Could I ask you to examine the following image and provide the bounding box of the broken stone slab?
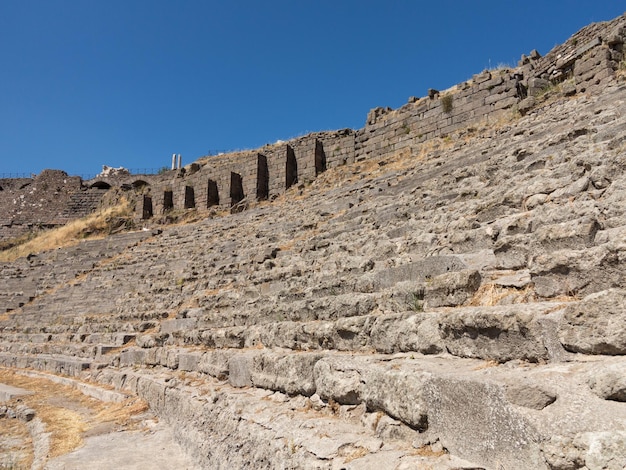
[249,350,323,396]
[14,369,129,403]
[423,376,548,470]
[548,175,590,200]
[492,269,532,288]
[587,362,626,402]
[494,235,531,270]
[531,244,625,298]
[423,269,481,308]
[543,431,626,470]
[356,256,468,292]
[503,381,556,410]
[0,383,34,402]
[228,352,255,388]
[369,313,444,355]
[313,355,430,430]
[535,216,600,251]
[559,289,626,355]
[436,303,566,363]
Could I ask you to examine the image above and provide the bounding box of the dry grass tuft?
[468,283,535,306]
[339,444,370,462]
[0,417,32,469]
[473,359,501,370]
[412,444,447,457]
[0,199,134,262]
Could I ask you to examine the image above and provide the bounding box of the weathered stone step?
[96,347,626,470]
[141,300,575,363]
[0,353,101,376]
[91,365,483,469]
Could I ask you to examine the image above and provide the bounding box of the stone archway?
[207,179,219,207]
[184,186,195,209]
[315,140,327,176]
[91,181,111,189]
[285,146,298,189]
[230,172,245,210]
[163,189,174,212]
[142,195,153,219]
[257,154,269,201]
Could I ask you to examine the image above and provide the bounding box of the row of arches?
[138,141,327,219]
[140,175,232,219]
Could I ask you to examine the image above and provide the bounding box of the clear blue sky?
[0,1,623,177]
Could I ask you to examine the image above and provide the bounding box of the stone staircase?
[1,83,626,468]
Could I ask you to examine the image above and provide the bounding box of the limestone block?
[369,313,444,355]
[314,357,429,430]
[437,304,553,362]
[357,256,467,292]
[178,351,201,372]
[531,245,625,298]
[545,431,626,470]
[587,362,626,402]
[548,175,590,200]
[504,382,556,410]
[535,216,599,250]
[424,376,547,469]
[423,269,481,308]
[559,289,626,355]
[197,350,233,380]
[251,351,323,396]
[494,96,519,110]
[228,352,257,388]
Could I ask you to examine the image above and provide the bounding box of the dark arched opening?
[184,186,195,209]
[163,190,174,212]
[207,179,219,207]
[285,145,298,189]
[91,181,111,189]
[257,154,269,201]
[142,195,153,219]
[132,180,149,190]
[230,172,245,211]
[315,140,327,175]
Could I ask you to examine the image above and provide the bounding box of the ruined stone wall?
[0,171,84,241]
[130,14,624,220]
[1,14,624,238]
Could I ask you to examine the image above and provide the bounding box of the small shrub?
[405,289,424,312]
[441,94,454,114]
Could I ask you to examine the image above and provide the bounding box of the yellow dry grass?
[0,417,32,469]
[411,444,447,458]
[467,283,536,306]
[0,368,149,459]
[0,199,134,263]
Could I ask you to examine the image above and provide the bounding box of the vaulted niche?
[163,189,174,212]
[256,154,269,201]
[184,185,195,209]
[207,179,219,207]
[142,195,153,219]
[132,180,149,190]
[285,145,298,189]
[91,181,111,189]
[230,172,245,210]
[315,139,327,176]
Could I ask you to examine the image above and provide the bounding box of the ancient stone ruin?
[1,13,626,470]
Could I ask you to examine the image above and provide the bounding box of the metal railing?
[0,173,33,179]
[0,168,166,181]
